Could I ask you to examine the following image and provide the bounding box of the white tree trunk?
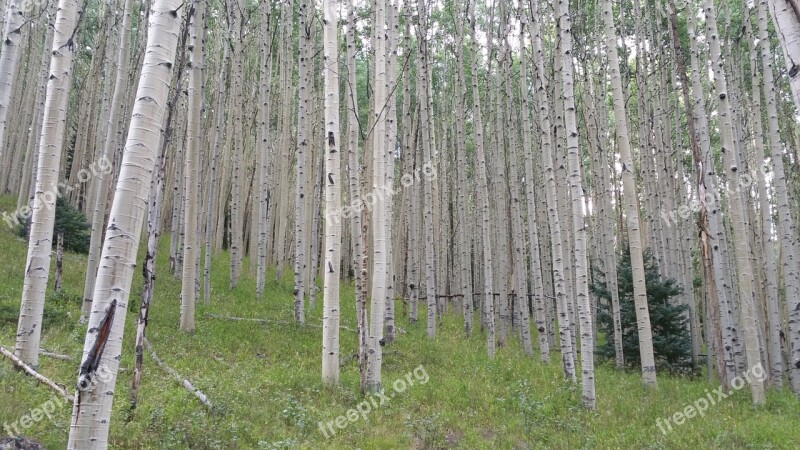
[367,0,388,391]
[704,0,765,404]
[528,0,575,379]
[559,0,595,409]
[67,0,185,445]
[601,0,657,388]
[14,0,81,368]
[321,0,341,387]
[180,0,204,333]
[81,0,134,320]
[0,0,23,160]
[766,0,800,112]
[759,0,800,396]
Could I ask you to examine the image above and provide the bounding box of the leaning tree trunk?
[81,0,135,321]
[321,0,341,387]
[67,0,185,446]
[14,0,82,368]
[601,0,658,388]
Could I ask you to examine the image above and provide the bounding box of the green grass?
[1,194,799,449]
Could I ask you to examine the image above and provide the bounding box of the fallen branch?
[39,350,73,361]
[0,346,73,403]
[143,338,212,409]
[204,313,357,333]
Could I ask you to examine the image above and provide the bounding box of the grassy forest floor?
[1,195,799,449]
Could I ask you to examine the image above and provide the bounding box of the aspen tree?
[367,0,388,391]
[229,0,243,289]
[0,0,24,160]
[321,0,342,386]
[256,1,274,296]
[527,0,574,379]
[180,0,205,333]
[558,0,595,408]
[68,0,186,444]
[15,0,82,367]
[416,0,437,339]
[601,0,657,388]
[704,0,765,404]
[454,0,473,337]
[766,0,800,111]
[294,0,314,323]
[759,0,800,395]
[204,2,231,304]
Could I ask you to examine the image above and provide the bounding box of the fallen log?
[0,346,73,403]
[143,338,212,409]
[39,350,72,361]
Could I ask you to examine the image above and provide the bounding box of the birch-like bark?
[81,0,135,320]
[203,2,230,304]
[759,0,800,395]
[0,0,23,160]
[293,0,314,323]
[519,9,549,362]
[321,0,341,386]
[558,0,595,408]
[704,0,765,404]
[766,0,800,112]
[229,0,243,289]
[415,0,437,339]
[742,9,782,387]
[469,0,495,358]
[67,0,185,445]
[454,0,473,337]
[256,1,273,296]
[14,0,81,367]
[527,0,574,379]
[180,0,204,333]
[345,0,368,392]
[367,0,388,391]
[601,0,657,388]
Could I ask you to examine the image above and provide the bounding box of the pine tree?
[592,246,694,376]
